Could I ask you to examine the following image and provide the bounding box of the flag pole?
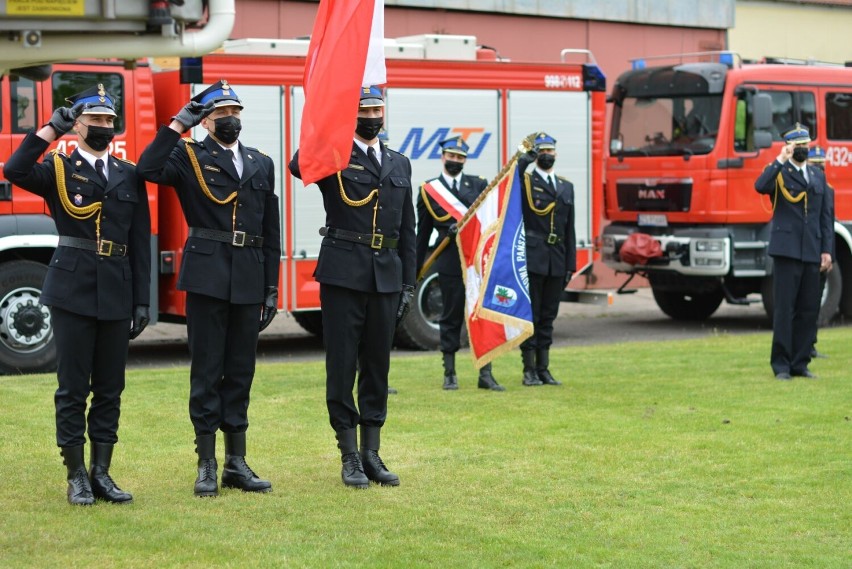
[416,133,538,282]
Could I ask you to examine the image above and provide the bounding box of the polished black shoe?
[341,452,370,489]
[195,458,219,497]
[810,349,829,359]
[775,372,792,380]
[222,456,272,493]
[361,449,400,486]
[443,372,459,390]
[477,364,505,391]
[793,369,819,379]
[388,386,398,395]
[537,369,562,386]
[89,443,132,504]
[522,369,543,386]
[194,434,218,497]
[61,446,94,506]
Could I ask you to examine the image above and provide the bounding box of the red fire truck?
[0,35,607,373]
[601,53,852,323]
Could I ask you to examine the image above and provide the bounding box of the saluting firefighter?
[517,132,576,387]
[416,136,504,391]
[807,145,835,361]
[754,124,833,380]
[137,81,281,496]
[4,86,151,505]
[289,86,416,489]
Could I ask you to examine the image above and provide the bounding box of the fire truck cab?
[602,53,852,324]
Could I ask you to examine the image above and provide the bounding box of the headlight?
[695,240,724,252]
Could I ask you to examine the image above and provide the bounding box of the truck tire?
[394,264,467,350]
[651,287,723,321]
[0,261,56,374]
[292,311,323,338]
[761,268,842,327]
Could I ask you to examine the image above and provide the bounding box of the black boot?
[536,349,562,386]
[194,434,218,497]
[337,428,369,489]
[221,432,272,493]
[522,350,543,386]
[89,442,133,504]
[442,352,458,390]
[61,445,94,506]
[478,363,506,391]
[360,426,400,486]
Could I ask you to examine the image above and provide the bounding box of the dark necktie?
[95,158,107,185]
[546,175,556,193]
[367,146,381,173]
[451,179,458,193]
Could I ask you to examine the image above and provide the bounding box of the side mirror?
[753,131,772,149]
[753,93,772,130]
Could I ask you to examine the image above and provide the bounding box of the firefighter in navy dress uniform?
[4,86,151,505]
[517,132,576,387]
[137,81,281,496]
[754,124,833,380]
[807,145,835,360]
[416,136,504,391]
[289,86,416,489]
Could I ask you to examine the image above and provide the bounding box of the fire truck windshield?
[611,94,723,157]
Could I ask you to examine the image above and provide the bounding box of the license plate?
[638,214,668,227]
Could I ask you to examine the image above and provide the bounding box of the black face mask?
[213,116,242,145]
[536,154,556,170]
[356,117,383,140]
[84,125,114,152]
[792,146,809,163]
[444,161,464,177]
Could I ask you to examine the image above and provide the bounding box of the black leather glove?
[396,284,415,327]
[563,272,573,289]
[259,286,278,331]
[129,305,150,340]
[47,105,80,137]
[172,100,214,130]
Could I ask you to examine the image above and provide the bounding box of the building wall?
[230,0,727,82]
[730,1,852,63]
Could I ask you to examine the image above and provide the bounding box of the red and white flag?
[457,162,533,368]
[298,0,386,186]
[421,180,468,221]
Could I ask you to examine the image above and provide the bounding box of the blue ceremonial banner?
[479,164,533,326]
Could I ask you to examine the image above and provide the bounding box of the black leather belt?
[528,230,562,245]
[320,227,398,249]
[188,227,264,248]
[58,236,127,257]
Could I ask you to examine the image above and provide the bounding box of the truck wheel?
[394,264,453,350]
[651,287,723,321]
[0,261,56,374]
[292,311,323,338]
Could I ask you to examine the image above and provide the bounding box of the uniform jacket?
[519,157,576,277]
[289,142,416,293]
[416,173,487,277]
[137,127,281,304]
[4,133,150,320]
[754,160,833,263]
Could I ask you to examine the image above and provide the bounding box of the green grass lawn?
[0,329,849,568]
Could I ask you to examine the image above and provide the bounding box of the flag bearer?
[137,80,281,496]
[517,132,576,386]
[416,136,504,391]
[289,86,416,489]
[4,85,151,505]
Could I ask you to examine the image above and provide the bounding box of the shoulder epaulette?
[181,137,196,144]
[48,149,66,158]
[387,148,407,159]
[115,156,136,166]
[556,175,569,181]
[479,176,487,180]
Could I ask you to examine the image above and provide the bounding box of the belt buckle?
[97,240,114,256]
[547,233,558,245]
[232,231,246,247]
[370,234,384,249]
